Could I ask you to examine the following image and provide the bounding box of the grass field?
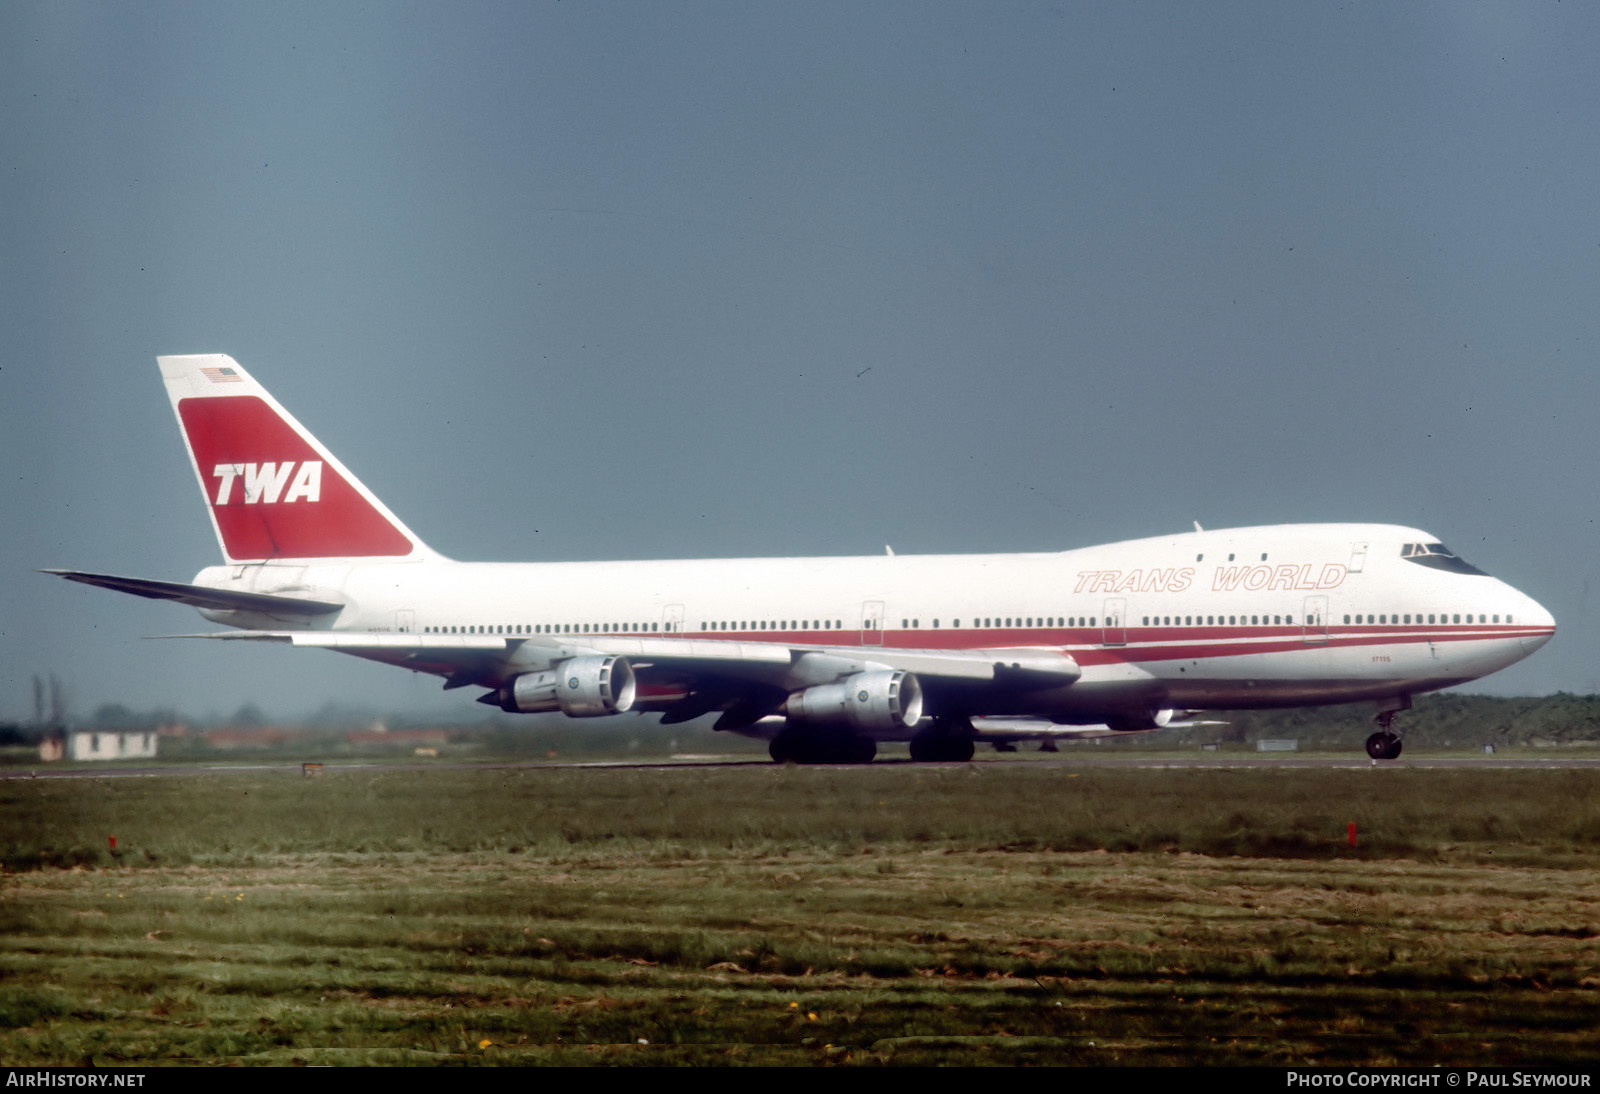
[2,763,1598,1066]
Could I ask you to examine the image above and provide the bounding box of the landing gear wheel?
[769,732,796,764]
[843,735,877,765]
[770,729,876,764]
[1365,732,1402,760]
[909,722,976,763]
[1366,701,1408,760]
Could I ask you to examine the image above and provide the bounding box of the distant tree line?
[3,693,1598,753]
[1134,692,1600,750]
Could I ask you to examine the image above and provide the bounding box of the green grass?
[2,765,1598,1065]
[5,765,1599,866]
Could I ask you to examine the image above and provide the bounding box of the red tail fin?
[159,355,438,564]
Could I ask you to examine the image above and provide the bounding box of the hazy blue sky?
[4,1,1596,722]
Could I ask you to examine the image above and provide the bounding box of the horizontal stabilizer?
[43,570,343,617]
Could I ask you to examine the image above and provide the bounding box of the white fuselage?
[196,522,1554,722]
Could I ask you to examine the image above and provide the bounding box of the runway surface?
[8,753,1600,780]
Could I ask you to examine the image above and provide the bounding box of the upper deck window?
[1401,542,1489,576]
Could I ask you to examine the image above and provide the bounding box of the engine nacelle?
[495,656,637,717]
[785,670,923,732]
[1105,708,1175,733]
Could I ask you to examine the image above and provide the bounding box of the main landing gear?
[909,717,977,763]
[769,727,877,765]
[1365,698,1409,760]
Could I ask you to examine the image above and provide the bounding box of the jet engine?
[1105,708,1175,732]
[785,670,923,732]
[491,656,637,716]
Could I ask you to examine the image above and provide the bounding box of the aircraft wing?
[159,630,1082,713]
[579,636,1082,686]
[155,629,516,690]
[972,715,1226,742]
[42,570,343,617]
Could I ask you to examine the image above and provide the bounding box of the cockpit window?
[1401,542,1489,576]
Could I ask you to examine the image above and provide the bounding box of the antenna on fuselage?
[1193,521,1204,533]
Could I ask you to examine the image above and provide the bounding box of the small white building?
[56,731,159,762]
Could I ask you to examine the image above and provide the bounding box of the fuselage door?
[861,600,885,646]
[1302,595,1329,644]
[662,603,684,634]
[395,609,415,634]
[1348,542,1368,574]
[1102,597,1126,646]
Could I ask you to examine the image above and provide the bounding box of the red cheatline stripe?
[668,624,1551,663]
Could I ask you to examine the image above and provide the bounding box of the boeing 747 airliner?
[48,355,1556,763]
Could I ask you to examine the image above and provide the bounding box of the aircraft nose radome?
[1517,593,1556,655]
